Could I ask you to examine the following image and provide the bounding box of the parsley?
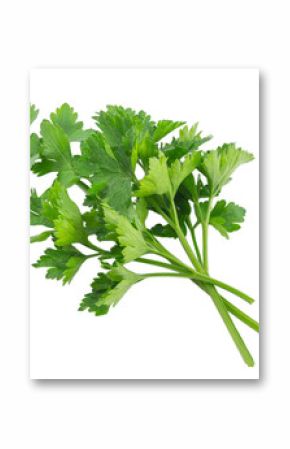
[30,103,258,367]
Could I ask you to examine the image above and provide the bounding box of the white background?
[0,0,288,447]
[30,68,259,379]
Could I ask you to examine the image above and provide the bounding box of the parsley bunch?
[30,103,258,366]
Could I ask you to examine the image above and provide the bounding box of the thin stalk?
[136,257,190,273]
[83,240,108,254]
[201,196,213,272]
[149,236,197,273]
[191,177,203,220]
[222,297,259,332]
[150,198,175,228]
[143,272,189,279]
[137,256,254,304]
[86,253,99,259]
[195,280,258,332]
[192,272,255,304]
[77,180,89,193]
[203,284,255,367]
[169,197,204,272]
[186,217,202,265]
[138,259,258,332]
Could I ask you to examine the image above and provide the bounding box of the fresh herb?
[30,103,258,367]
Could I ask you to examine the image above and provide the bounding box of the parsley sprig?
[30,103,258,366]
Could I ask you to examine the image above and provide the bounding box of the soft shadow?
[258,71,265,382]
[33,378,260,390]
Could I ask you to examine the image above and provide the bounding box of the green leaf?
[133,131,157,164]
[30,189,54,227]
[97,265,143,307]
[102,203,150,262]
[79,273,114,315]
[94,105,153,148]
[41,120,71,160]
[94,105,134,148]
[94,105,158,168]
[136,153,171,197]
[99,244,123,263]
[200,144,254,195]
[50,103,93,142]
[195,175,210,198]
[74,133,132,214]
[46,181,88,246]
[33,246,87,284]
[83,182,106,208]
[179,124,211,145]
[79,266,143,315]
[137,152,201,199]
[73,133,107,177]
[40,120,78,186]
[79,293,110,316]
[82,208,117,242]
[178,175,210,222]
[82,210,101,235]
[63,256,88,284]
[30,104,39,125]
[30,133,42,167]
[162,124,212,162]
[30,230,53,243]
[153,120,185,142]
[150,223,177,238]
[135,198,148,229]
[209,200,246,238]
[169,152,201,196]
[31,159,59,177]
[196,199,246,238]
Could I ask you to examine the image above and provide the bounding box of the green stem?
[195,280,258,332]
[77,180,89,193]
[143,272,188,279]
[150,198,175,228]
[169,197,204,272]
[154,201,254,304]
[144,271,254,304]
[202,196,213,272]
[149,236,254,303]
[186,217,202,265]
[193,273,255,304]
[86,253,99,259]
[83,240,108,254]
[222,297,259,332]
[136,257,189,273]
[136,259,258,332]
[143,271,257,363]
[137,256,254,304]
[203,284,255,367]
[150,237,196,273]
